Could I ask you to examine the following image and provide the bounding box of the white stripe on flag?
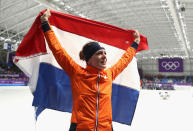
[41,26,140,91]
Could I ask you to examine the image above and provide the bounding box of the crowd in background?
[141,74,193,90]
[0,63,28,86]
[1,62,193,88]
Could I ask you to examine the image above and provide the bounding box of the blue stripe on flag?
[35,107,45,120]
[32,63,73,112]
[32,63,139,125]
[112,84,139,125]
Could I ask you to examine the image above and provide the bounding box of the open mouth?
[100,60,106,65]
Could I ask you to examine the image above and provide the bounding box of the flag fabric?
[14,10,148,125]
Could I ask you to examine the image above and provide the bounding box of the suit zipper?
[95,72,101,131]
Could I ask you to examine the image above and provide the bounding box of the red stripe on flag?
[15,10,149,59]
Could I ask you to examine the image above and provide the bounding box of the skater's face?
[87,49,107,70]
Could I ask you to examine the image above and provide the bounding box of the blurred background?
[0,0,193,87]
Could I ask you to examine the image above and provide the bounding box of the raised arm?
[110,30,140,80]
[40,9,81,76]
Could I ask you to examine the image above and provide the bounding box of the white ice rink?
[1,86,193,131]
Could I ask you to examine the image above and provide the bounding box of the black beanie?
[83,42,105,62]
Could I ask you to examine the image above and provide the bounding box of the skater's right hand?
[40,8,51,23]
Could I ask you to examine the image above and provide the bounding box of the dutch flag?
[14,10,148,126]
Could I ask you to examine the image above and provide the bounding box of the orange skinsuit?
[42,22,137,131]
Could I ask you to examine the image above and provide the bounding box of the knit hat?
[83,42,105,62]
